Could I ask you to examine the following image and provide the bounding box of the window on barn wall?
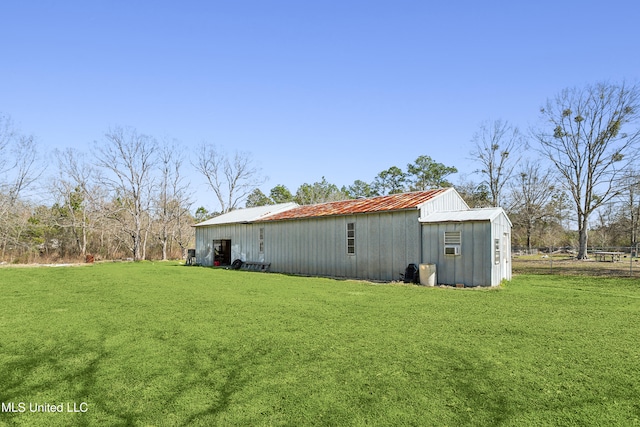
[347,223,356,255]
[259,228,264,254]
[444,231,461,256]
[494,238,500,264]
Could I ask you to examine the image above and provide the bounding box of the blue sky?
[2,1,639,211]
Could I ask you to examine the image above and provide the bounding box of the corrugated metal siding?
[421,211,512,287]
[195,223,264,266]
[265,211,420,281]
[197,210,421,281]
[421,221,492,286]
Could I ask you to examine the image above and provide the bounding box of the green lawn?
[1,263,639,426]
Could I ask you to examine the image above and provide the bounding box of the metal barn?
[193,188,511,286]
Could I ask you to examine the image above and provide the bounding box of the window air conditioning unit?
[444,246,460,256]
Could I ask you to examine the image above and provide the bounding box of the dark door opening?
[213,239,231,266]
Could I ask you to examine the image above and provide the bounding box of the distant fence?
[512,246,640,277]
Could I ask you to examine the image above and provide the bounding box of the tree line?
[0,125,195,262]
[1,81,639,262]
[242,154,458,209]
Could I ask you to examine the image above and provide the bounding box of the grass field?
[1,262,639,426]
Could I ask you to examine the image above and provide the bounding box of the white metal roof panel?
[193,202,299,226]
[420,208,508,223]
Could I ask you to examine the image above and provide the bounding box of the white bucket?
[419,264,437,286]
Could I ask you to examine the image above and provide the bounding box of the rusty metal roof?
[259,189,449,221]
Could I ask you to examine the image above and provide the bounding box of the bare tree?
[52,148,103,257]
[534,82,640,259]
[0,115,42,260]
[592,203,617,248]
[508,162,557,253]
[617,170,640,251]
[470,119,523,207]
[0,132,41,206]
[193,144,266,213]
[95,126,158,261]
[455,177,491,208]
[0,114,16,177]
[155,142,192,260]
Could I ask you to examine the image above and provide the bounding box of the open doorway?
[213,239,231,266]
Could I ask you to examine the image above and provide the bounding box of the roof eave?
[258,206,421,222]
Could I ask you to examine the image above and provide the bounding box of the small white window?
[347,223,355,255]
[444,231,461,256]
[259,228,264,254]
[494,238,500,264]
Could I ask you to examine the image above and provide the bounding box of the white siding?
[195,223,263,266]
[421,221,491,286]
[491,212,512,284]
[419,188,469,218]
[420,210,512,286]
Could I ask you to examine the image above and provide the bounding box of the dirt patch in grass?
[0,262,88,268]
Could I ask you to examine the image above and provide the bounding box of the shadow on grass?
[182,349,255,426]
[0,332,263,426]
[0,332,133,427]
[431,334,640,425]
[428,345,516,425]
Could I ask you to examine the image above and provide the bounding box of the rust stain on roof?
[260,189,448,221]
